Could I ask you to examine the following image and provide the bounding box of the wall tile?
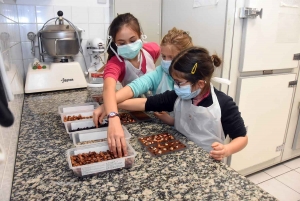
[19,24,37,42]
[10,42,22,60]
[89,24,105,41]
[21,42,34,59]
[17,5,36,23]
[11,59,25,85]
[76,24,89,40]
[71,7,88,23]
[74,56,90,73]
[88,7,105,24]
[22,58,34,80]
[0,23,20,43]
[36,6,54,24]
[0,4,18,23]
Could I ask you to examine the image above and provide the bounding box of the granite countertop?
[10,89,277,201]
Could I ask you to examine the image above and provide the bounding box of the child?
[94,28,193,128]
[102,13,160,157]
[117,46,248,161]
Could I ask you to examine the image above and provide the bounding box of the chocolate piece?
[138,133,175,146]
[63,114,93,122]
[146,140,186,156]
[71,150,117,167]
[119,113,136,124]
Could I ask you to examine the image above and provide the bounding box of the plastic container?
[72,126,131,146]
[66,141,136,177]
[58,102,99,114]
[89,72,104,84]
[65,119,108,140]
[61,110,94,123]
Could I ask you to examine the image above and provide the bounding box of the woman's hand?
[93,104,107,127]
[153,111,175,126]
[107,117,127,158]
[210,142,230,161]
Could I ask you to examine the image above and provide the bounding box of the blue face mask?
[161,60,172,74]
[117,39,143,60]
[174,84,201,100]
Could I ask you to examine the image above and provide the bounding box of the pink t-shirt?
[103,42,160,82]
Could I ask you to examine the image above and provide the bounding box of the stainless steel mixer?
[25,10,88,93]
[37,11,85,65]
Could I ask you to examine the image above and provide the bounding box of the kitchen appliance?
[86,38,105,88]
[25,11,87,93]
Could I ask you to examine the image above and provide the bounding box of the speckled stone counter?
[11,89,277,201]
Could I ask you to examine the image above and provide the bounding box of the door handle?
[240,7,263,19]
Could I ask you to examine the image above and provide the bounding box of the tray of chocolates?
[119,112,137,124]
[129,111,152,121]
[138,133,186,156]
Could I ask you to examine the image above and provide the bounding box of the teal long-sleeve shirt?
[127,65,174,98]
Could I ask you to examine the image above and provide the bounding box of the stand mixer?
[25,11,87,93]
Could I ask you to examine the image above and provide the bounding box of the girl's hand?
[153,111,175,126]
[210,142,230,161]
[107,117,127,158]
[93,104,107,127]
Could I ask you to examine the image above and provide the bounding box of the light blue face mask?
[174,84,201,100]
[161,60,172,74]
[117,39,143,60]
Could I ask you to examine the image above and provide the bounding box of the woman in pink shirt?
[102,13,160,157]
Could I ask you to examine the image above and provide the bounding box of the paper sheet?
[280,0,300,7]
[276,13,300,43]
[193,0,219,8]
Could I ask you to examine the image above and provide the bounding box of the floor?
[247,157,300,201]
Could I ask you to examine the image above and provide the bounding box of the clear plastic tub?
[65,119,108,140]
[72,126,131,146]
[66,141,136,177]
[58,102,99,114]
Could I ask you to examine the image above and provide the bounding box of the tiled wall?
[16,2,110,80]
[0,3,24,201]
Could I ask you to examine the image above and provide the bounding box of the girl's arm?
[210,136,248,161]
[103,77,127,158]
[118,98,147,111]
[127,67,162,97]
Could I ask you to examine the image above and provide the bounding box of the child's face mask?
[174,84,201,100]
[116,39,143,60]
[161,60,172,74]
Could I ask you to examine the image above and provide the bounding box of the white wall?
[162,0,227,81]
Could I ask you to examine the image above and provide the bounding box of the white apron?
[174,83,225,152]
[121,49,156,86]
[156,72,172,95]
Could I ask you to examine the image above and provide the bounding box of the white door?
[229,0,300,173]
[231,74,295,171]
[114,0,161,44]
[240,0,300,72]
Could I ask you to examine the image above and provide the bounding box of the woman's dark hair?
[106,13,142,61]
[169,46,221,93]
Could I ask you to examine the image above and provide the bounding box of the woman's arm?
[103,77,127,158]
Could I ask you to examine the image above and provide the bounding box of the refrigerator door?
[239,0,300,72]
